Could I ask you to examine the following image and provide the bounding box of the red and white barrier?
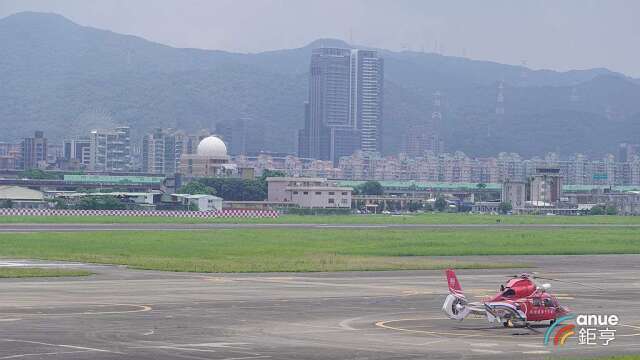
[0,208,279,218]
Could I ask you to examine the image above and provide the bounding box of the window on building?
[303,191,308,195]
[341,199,348,204]
[329,192,335,195]
[328,198,335,204]
[315,192,321,195]
[342,192,348,195]
[293,191,298,195]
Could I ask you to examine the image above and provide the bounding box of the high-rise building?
[88,126,131,172]
[21,131,48,170]
[0,142,20,170]
[297,102,311,158]
[141,128,187,175]
[299,47,384,164]
[528,166,563,205]
[63,137,91,169]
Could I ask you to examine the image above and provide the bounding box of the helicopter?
[442,269,573,328]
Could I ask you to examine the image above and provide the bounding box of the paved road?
[2,222,640,232]
[0,255,639,359]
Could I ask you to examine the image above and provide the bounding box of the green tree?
[259,169,286,181]
[358,181,384,195]
[589,205,605,215]
[198,178,266,201]
[605,205,618,215]
[408,201,422,212]
[178,182,216,195]
[78,196,126,210]
[51,198,68,209]
[19,169,58,179]
[498,201,513,214]
[434,196,447,212]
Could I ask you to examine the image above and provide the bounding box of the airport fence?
[0,208,279,218]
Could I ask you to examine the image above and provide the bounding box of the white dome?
[197,136,228,157]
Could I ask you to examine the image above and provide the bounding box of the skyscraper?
[299,48,383,164]
[21,131,47,170]
[141,128,186,175]
[88,126,131,172]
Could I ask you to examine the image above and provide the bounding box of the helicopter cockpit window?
[543,298,554,307]
[532,298,542,306]
[501,288,515,297]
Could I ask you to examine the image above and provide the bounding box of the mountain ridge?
[1,11,638,158]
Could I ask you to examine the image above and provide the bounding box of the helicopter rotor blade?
[532,276,604,290]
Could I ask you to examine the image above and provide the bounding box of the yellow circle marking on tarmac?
[375,317,521,339]
[0,304,152,317]
[375,318,640,340]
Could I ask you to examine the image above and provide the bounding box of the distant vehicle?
[442,269,571,328]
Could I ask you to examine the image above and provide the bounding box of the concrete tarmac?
[2,222,640,232]
[0,255,639,359]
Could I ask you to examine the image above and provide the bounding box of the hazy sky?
[2,0,639,77]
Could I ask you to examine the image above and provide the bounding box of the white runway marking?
[0,261,87,268]
[470,349,503,354]
[338,317,361,331]
[0,350,92,359]
[469,342,500,347]
[518,343,546,348]
[0,339,120,354]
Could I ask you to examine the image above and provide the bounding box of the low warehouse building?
[171,194,223,211]
[267,177,352,208]
[0,185,47,209]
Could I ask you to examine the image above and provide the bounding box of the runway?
[2,222,640,232]
[0,255,639,359]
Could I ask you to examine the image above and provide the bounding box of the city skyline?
[3,127,640,188]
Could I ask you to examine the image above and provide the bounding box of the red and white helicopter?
[442,269,572,328]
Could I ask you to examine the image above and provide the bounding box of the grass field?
[1,213,640,225]
[557,356,640,360]
[0,228,638,272]
[0,267,93,278]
